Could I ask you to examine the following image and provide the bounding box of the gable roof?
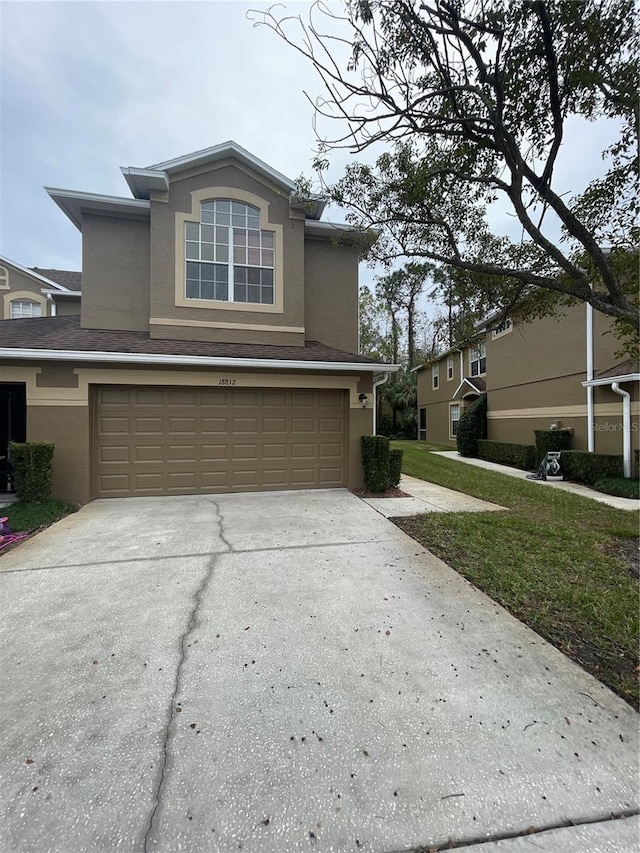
[0,315,397,373]
[453,377,486,398]
[0,254,73,291]
[30,268,81,291]
[122,141,296,199]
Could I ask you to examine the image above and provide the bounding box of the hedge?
[593,478,640,500]
[534,429,572,465]
[388,449,403,488]
[456,394,487,457]
[477,439,536,470]
[360,435,390,492]
[9,442,55,502]
[561,450,623,485]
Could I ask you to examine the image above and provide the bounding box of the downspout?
[611,382,631,478]
[372,373,389,436]
[586,302,594,451]
[46,293,57,317]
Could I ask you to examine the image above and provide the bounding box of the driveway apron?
[0,490,638,853]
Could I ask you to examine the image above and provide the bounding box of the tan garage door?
[94,385,347,497]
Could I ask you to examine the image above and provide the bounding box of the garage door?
[94,386,347,497]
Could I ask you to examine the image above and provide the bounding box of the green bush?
[388,449,403,488]
[534,429,572,464]
[9,442,55,502]
[360,435,390,492]
[456,394,487,457]
[477,439,536,470]
[593,478,640,499]
[561,450,623,485]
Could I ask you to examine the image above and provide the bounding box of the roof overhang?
[143,141,296,193]
[0,347,400,373]
[120,168,169,199]
[0,254,72,291]
[452,377,483,398]
[40,289,81,298]
[582,373,640,387]
[45,188,151,230]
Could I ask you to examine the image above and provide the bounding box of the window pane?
[247,215,260,230]
[186,280,200,299]
[234,267,247,284]
[214,264,228,283]
[234,283,248,302]
[215,212,230,226]
[201,280,217,300]
[185,222,199,240]
[233,229,246,246]
[248,248,260,265]
[247,267,260,285]
[248,231,260,248]
[185,242,199,260]
[261,249,274,267]
[262,287,274,304]
[201,264,215,281]
[248,285,261,303]
[232,214,245,227]
[201,243,215,261]
[262,231,274,249]
[231,201,246,216]
[261,268,273,286]
[215,226,228,244]
[201,225,215,243]
[234,247,246,264]
[216,200,230,214]
[215,244,228,263]
[186,261,200,278]
[216,282,229,301]
[201,208,215,224]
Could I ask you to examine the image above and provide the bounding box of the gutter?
[0,347,400,374]
[611,382,632,478]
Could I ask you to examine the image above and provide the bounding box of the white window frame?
[432,362,439,390]
[0,266,8,290]
[447,354,454,381]
[449,402,461,439]
[469,339,486,377]
[10,300,42,319]
[491,319,512,340]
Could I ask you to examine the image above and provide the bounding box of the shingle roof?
[466,376,486,392]
[0,315,379,364]
[30,268,82,291]
[595,359,639,380]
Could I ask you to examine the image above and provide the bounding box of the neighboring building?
[0,142,396,503]
[0,257,81,319]
[416,302,639,472]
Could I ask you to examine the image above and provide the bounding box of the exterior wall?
[148,160,305,346]
[1,360,373,504]
[486,303,628,451]
[80,214,150,332]
[52,298,81,317]
[0,264,51,319]
[416,346,475,446]
[303,238,359,352]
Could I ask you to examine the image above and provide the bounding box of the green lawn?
[2,499,77,536]
[393,440,640,708]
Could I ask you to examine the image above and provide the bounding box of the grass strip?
[2,499,77,535]
[393,441,639,708]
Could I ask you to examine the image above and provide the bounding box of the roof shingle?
[30,268,82,291]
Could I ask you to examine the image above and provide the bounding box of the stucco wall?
[0,265,50,320]
[303,238,360,352]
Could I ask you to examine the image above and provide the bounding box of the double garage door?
[94,385,347,498]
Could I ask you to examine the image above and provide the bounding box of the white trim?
[582,373,640,387]
[446,354,454,381]
[372,372,390,434]
[611,383,632,478]
[40,289,81,298]
[120,167,169,199]
[452,377,482,398]
[449,401,461,440]
[586,302,594,451]
[432,362,439,389]
[45,187,151,230]
[0,347,399,373]
[0,255,72,291]
[146,141,296,192]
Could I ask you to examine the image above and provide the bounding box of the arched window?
[0,266,8,289]
[185,200,275,305]
[11,299,42,318]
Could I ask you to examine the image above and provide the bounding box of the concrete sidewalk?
[363,475,505,517]
[1,490,638,852]
[432,451,640,511]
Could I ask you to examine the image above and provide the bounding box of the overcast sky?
[0,0,617,298]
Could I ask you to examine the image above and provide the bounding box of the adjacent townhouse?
[0,142,397,504]
[416,302,639,475]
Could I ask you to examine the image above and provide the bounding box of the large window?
[11,300,42,319]
[185,200,275,305]
[470,340,486,376]
[450,403,460,438]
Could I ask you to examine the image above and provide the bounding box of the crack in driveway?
[142,497,232,852]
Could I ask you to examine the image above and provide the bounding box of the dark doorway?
[0,383,26,492]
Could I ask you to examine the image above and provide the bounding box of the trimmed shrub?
[9,442,55,502]
[534,429,572,465]
[561,450,623,485]
[389,449,403,488]
[477,439,536,470]
[360,435,390,492]
[593,478,640,500]
[456,394,487,457]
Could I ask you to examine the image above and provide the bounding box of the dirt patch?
[351,486,410,499]
[602,537,639,580]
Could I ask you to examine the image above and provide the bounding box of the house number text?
[218,378,236,386]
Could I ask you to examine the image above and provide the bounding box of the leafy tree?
[358,286,393,362]
[256,1,639,347]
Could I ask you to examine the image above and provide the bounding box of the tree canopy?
[256,0,639,348]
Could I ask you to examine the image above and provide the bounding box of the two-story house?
[0,142,396,503]
[416,303,639,474]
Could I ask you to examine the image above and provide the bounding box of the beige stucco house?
[0,142,397,504]
[416,303,639,474]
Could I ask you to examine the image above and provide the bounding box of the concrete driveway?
[0,489,638,853]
